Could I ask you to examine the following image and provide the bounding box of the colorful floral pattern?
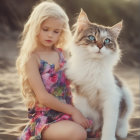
[19,48,72,140]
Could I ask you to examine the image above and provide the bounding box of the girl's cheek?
[57,33,61,38]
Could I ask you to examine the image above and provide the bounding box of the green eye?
[88,35,95,41]
[104,38,110,44]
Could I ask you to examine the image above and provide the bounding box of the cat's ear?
[110,20,123,38]
[77,9,89,23]
[77,9,90,29]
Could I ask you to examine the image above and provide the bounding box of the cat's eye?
[88,35,96,41]
[104,38,110,44]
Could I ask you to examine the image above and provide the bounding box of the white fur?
[72,93,101,132]
[100,30,108,38]
[66,42,133,140]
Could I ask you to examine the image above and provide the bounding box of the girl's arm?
[26,54,90,128]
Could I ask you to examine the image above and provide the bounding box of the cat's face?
[73,10,122,59]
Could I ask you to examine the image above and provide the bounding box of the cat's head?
[73,9,122,61]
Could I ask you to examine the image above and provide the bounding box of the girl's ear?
[110,20,123,38]
[77,9,90,30]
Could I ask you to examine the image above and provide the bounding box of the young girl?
[16,1,90,140]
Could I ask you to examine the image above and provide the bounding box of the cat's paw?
[116,125,128,138]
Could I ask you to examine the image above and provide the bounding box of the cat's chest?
[67,55,115,90]
[71,60,109,82]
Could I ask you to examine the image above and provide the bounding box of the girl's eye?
[104,38,110,44]
[43,28,48,31]
[54,31,59,34]
[88,35,96,41]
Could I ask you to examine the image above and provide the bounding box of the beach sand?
[0,38,139,140]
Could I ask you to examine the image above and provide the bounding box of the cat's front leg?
[101,95,120,140]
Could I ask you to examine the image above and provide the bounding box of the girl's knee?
[42,121,87,140]
[70,124,87,140]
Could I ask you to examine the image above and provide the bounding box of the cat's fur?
[65,10,133,140]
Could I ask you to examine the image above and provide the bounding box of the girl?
[16,1,90,140]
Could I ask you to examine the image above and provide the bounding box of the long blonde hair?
[16,1,71,108]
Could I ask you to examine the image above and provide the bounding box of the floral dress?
[19,48,100,140]
[19,48,72,140]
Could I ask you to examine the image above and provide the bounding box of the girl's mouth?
[45,40,52,43]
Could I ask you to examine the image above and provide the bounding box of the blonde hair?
[16,1,71,108]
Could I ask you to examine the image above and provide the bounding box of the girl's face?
[38,17,64,48]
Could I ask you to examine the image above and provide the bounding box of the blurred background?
[0,0,140,140]
[0,0,140,67]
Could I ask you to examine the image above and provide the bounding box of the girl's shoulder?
[27,53,40,68]
[57,48,65,57]
[58,48,69,60]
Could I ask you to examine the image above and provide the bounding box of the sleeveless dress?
[19,48,72,140]
[19,48,100,140]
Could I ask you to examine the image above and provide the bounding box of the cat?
[65,9,133,140]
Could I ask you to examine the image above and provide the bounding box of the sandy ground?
[0,37,139,140]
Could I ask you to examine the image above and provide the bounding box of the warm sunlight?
[0,0,139,140]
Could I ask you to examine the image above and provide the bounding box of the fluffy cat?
[65,10,133,140]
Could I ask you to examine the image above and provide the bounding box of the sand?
[0,37,139,140]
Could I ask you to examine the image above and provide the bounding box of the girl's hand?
[71,107,90,129]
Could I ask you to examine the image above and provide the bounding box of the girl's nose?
[48,31,53,38]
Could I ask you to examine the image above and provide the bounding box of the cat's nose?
[97,42,103,49]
